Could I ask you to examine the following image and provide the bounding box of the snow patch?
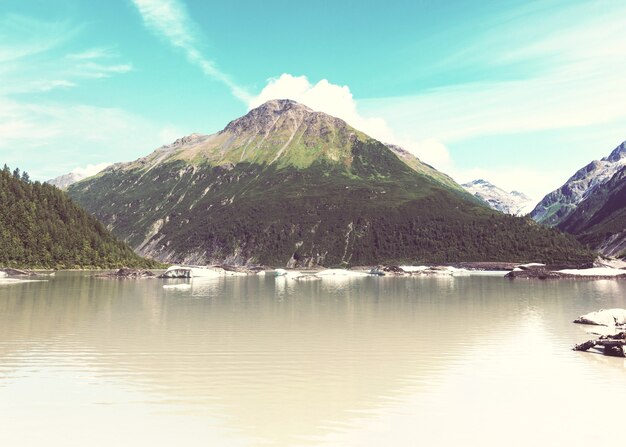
[557,267,626,277]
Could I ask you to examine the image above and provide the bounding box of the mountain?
[462,179,533,215]
[47,172,84,190]
[68,100,593,267]
[557,166,626,257]
[47,164,110,190]
[530,141,626,226]
[0,165,157,269]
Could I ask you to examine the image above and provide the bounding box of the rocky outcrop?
[574,332,626,357]
[505,268,562,279]
[573,308,626,357]
[531,140,626,226]
[96,268,155,279]
[573,308,626,327]
[557,166,626,256]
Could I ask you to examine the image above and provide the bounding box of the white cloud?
[70,162,112,178]
[250,73,451,168]
[131,0,251,102]
[76,62,134,79]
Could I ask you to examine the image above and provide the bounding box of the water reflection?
[0,274,625,446]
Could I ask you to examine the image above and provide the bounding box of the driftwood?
[573,332,626,357]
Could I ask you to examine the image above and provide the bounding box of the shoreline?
[3,260,625,281]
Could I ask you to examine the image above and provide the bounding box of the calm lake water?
[1,272,625,446]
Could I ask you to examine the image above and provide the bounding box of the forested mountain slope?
[0,165,157,269]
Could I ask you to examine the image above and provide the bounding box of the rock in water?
[573,332,626,357]
[573,308,626,327]
[96,268,155,279]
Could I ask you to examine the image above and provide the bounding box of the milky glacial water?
[0,273,625,447]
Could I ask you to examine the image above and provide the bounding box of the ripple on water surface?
[0,273,625,446]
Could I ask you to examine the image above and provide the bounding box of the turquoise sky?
[2,0,625,199]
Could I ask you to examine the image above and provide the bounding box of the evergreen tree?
[0,165,159,269]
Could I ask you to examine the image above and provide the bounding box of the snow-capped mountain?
[46,172,85,190]
[462,179,533,215]
[47,163,111,190]
[530,141,626,226]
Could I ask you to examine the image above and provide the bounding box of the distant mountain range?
[67,100,592,266]
[47,171,85,190]
[462,179,533,215]
[530,141,626,257]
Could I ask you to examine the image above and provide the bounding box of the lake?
[1,272,625,446]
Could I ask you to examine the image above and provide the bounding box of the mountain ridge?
[557,166,626,257]
[530,140,626,225]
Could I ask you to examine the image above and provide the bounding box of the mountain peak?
[223,99,347,137]
[604,140,626,163]
[255,99,312,113]
[468,179,492,186]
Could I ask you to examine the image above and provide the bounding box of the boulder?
[96,268,155,279]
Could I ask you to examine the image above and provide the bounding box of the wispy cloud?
[0,16,133,96]
[0,13,172,180]
[76,62,134,79]
[130,0,251,102]
[0,14,76,63]
[356,1,626,196]
[362,3,626,142]
[66,47,116,60]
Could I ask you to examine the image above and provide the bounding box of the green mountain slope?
[0,165,157,269]
[68,100,593,266]
[558,166,626,257]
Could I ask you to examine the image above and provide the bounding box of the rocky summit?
[68,100,593,267]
